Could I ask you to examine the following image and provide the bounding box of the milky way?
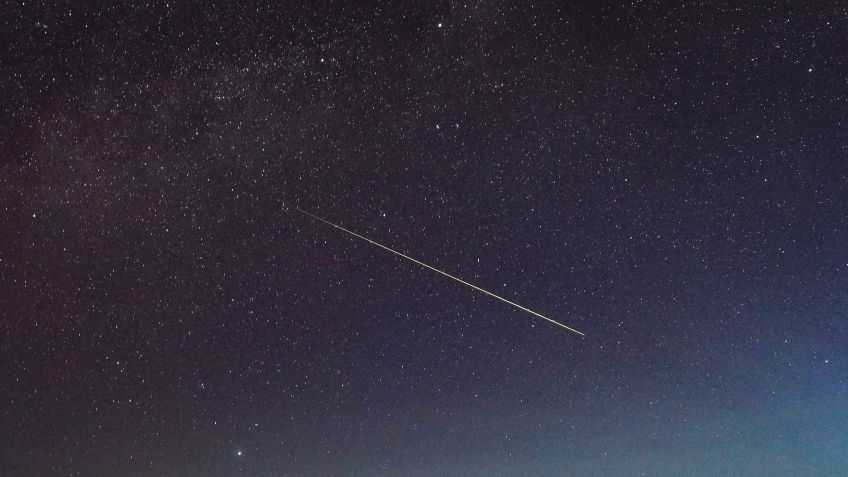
[2,2,847,476]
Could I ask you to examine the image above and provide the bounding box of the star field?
[2,2,847,476]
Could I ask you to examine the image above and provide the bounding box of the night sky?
[2,2,847,476]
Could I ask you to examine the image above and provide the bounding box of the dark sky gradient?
[2,2,847,476]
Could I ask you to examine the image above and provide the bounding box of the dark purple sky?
[2,2,847,476]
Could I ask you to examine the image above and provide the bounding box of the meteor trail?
[294,208,585,336]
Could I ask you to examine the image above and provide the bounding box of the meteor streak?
[295,208,585,336]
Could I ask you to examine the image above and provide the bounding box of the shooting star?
[294,208,584,336]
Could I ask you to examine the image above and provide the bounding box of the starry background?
[2,1,847,476]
